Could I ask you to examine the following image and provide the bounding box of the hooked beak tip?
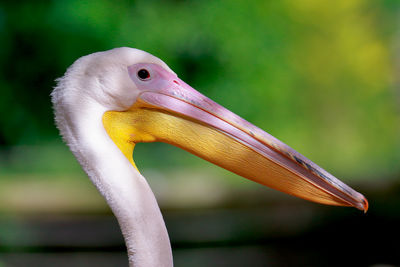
[361,197,369,213]
[354,195,369,213]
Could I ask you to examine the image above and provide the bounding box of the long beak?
[103,63,368,212]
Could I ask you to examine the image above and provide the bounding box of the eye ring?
[137,69,151,80]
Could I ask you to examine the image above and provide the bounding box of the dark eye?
[137,69,150,80]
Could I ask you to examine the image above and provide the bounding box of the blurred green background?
[0,0,399,266]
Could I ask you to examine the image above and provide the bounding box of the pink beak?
[126,63,368,212]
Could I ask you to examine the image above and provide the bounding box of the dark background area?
[0,0,399,266]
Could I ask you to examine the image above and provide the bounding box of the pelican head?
[52,47,367,267]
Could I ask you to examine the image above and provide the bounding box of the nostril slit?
[173,80,180,85]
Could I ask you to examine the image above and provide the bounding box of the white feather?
[51,47,175,267]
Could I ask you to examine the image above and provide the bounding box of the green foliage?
[0,0,399,178]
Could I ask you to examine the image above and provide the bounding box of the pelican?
[51,47,368,267]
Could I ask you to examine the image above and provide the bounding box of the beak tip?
[356,195,369,213]
[362,197,369,213]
